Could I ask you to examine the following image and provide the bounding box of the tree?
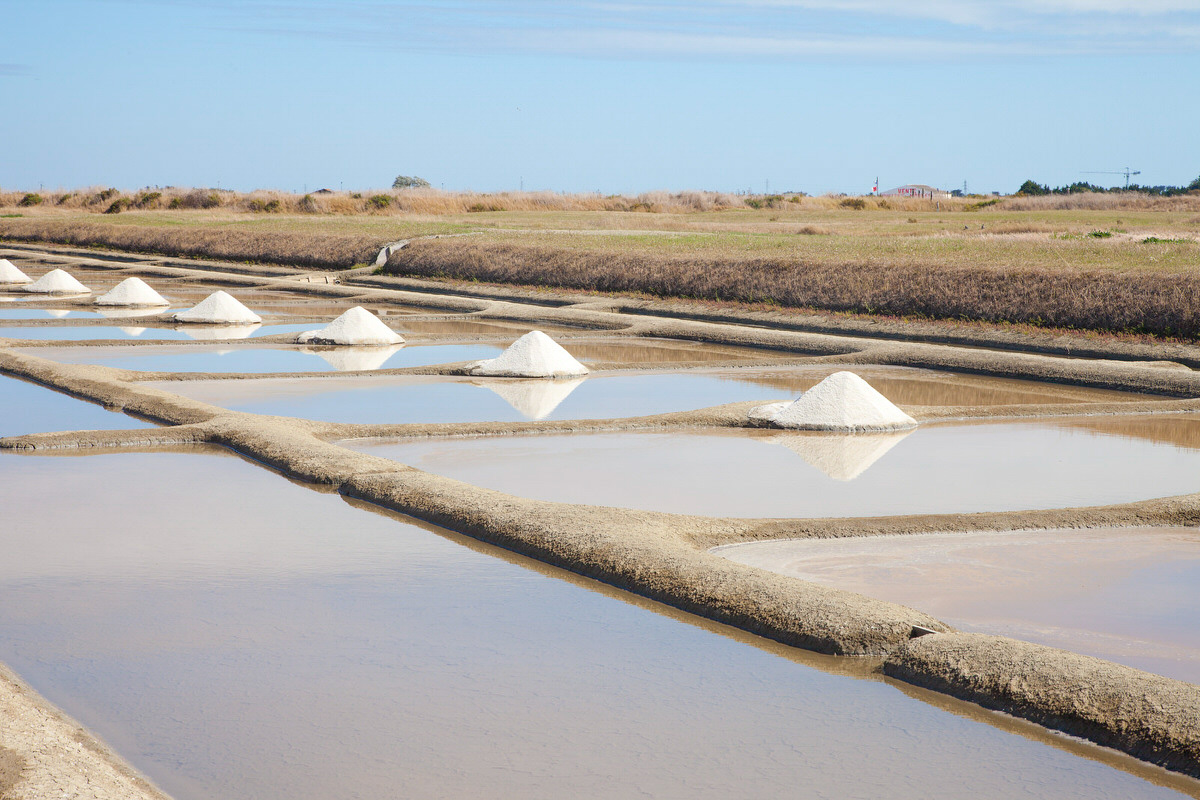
[392,175,431,189]
[1015,179,1050,196]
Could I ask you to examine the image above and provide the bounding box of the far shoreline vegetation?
[2,180,1199,341]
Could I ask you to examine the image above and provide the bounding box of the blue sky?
[3,0,1199,195]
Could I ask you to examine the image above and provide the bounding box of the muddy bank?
[0,662,167,800]
[886,634,1200,778]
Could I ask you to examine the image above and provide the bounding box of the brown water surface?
[715,528,1200,684]
[0,448,1193,799]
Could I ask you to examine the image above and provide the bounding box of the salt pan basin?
[715,527,1200,685]
[24,342,502,373]
[345,423,1200,518]
[0,448,1189,800]
[0,374,154,436]
[1,324,313,342]
[150,367,1141,426]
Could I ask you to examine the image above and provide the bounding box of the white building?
[879,184,951,200]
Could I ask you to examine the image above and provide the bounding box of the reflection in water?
[347,423,1200,518]
[1061,415,1200,452]
[0,374,153,436]
[716,528,1200,684]
[304,344,406,372]
[0,449,1188,800]
[567,338,789,365]
[118,327,147,337]
[478,377,588,420]
[44,309,71,318]
[96,306,168,319]
[771,430,912,481]
[177,323,261,340]
[736,369,1147,406]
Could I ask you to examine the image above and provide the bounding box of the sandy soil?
[2,241,1200,786]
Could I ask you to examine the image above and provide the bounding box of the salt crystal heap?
[96,277,169,307]
[469,330,589,378]
[22,268,90,294]
[173,291,262,324]
[296,306,404,346]
[0,259,31,285]
[749,371,917,432]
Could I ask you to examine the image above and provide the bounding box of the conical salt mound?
[296,306,404,346]
[96,277,169,307]
[470,330,589,378]
[0,259,31,284]
[752,371,917,432]
[480,377,586,420]
[22,268,90,294]
[174,290,262,324]
[772,430,911,481]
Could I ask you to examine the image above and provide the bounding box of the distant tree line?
[1016,176,1200,197]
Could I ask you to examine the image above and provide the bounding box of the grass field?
[2,188,1199,337]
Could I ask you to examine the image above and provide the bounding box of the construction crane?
[1083,168,1141,189]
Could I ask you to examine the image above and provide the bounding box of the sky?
[3,0,1199,195]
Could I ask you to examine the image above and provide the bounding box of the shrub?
[95,188,119,203]
[1089,230,1113,238]
[298,194,321,213]
[1016,180,1050,196]
[964,198,1001,212]
[104,198,132,214]
[247,198,282,213]
[168,197,184,209]
[796,225,830,235]
[368,194,392,210]
[134,191,162,208]
[56,193,74,205]
[392,175,431,189]
[18,193,43,207]
[839,197,866,210]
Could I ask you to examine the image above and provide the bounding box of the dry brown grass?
[1003,192,1200,212]
[0,218,383,268]
[387,238,1200,339]
[0,187,752,215]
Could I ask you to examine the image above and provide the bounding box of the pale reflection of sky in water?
[0,374,153,437]
[347,423,1200,518]
[152,366,1140,424]
[22,343,504,373]
[0,449,1189,800]
[0,324,315,341]
[718,528,1200,684]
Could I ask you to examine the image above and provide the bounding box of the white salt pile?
[296,306,404,346]
[749,371,917,432]
[21,268,90,294]
[0,259,31,284]
[96,277,169,307]
[174,291,262,324]
[481,377,586,420]
[470,330,589,378]
[772,430,912,481]
[307,344,404,371]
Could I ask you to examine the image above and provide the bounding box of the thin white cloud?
[156,0,1200,59]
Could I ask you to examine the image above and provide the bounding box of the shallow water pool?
[715,527,1200,684]
[0,447,1190,800]
[0,374,154,436]
[148,367,1151,425]
[22,342,504,373]
[344,422,1200,517]
[1,324,315,342]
